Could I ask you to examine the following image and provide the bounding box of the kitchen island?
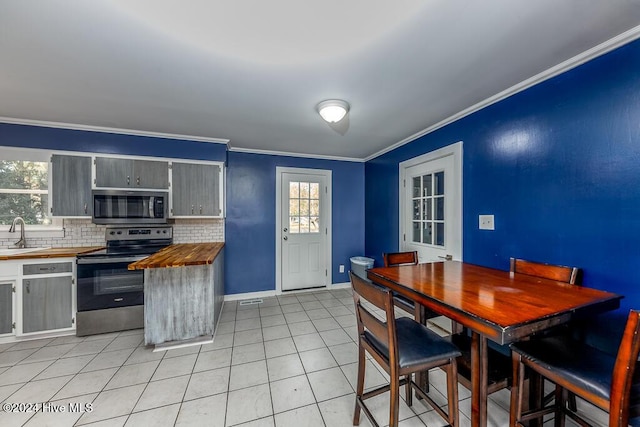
[128,242,224,347]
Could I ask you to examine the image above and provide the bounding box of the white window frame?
[0,146,64,238]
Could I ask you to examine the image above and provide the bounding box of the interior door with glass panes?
[281,173,327,291]
[402,153,461,262]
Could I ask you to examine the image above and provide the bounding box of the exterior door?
[400,142,462,262]
[280,171,329,291]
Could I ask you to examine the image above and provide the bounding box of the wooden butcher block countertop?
[0,247,104,260]
[128,242,224,270]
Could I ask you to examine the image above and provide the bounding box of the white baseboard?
[330,282,351,289]
[224,290,277,301]
[224,283,351,302]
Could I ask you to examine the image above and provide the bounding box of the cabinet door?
[196,164,221,216]
[0,282,13,335]
[171,162,199,216]
[171,162,221,216]
[51,155,92,216]
[22,276,72,333]
[133,160,169,189]
[95,158,134,188]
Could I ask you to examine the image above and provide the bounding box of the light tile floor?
[0,288,609,426]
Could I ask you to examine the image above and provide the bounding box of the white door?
[280,171,329,291]
[400,142,462,262]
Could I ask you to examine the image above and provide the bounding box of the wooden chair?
[510,257,581,285]
[382,251,438,323]
[510,309,640,427]
[350,272,461,427]
[450,257,583,396]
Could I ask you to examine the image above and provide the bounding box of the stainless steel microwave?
[92,190,168,224]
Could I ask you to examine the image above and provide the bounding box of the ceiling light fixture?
[317,99,350,123]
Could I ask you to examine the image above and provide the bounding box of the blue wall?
[0,123,365,296]
[365,39,640,317]
[225,151,365,295]
[0,123,227,161]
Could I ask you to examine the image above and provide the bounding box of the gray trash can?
[350,256,374,281]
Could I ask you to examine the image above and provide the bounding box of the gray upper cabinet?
[95,157,169,189]
[22,276,72,333]
[171,162,222,217]
[0,282,13,335]
[51,154,92,217]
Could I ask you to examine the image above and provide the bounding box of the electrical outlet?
[479,214,495,230]
[339,265,345,273]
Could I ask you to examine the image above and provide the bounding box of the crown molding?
[0,116,230,145]
[228,146,364,163]
[364,25,640,162]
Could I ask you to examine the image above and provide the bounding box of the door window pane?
[409,170,445,247]
[422,175,432,197]
[288,181,321,234]
[435,222,445,246]
[289,217,300,233]
[310,183,319,198]
[422,222,433,245]
[412,222,420,243]
[435,197,444,221]
[435,171,445,195]
[289,182,299,198]
[412,177,421,198]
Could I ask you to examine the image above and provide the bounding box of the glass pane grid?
[288,181,320,234]
[410,171,445,247]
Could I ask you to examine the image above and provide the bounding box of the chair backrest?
[350,271,398,364]
[509,257,582,285]
[609,310,640,426]
[383,251,419,267]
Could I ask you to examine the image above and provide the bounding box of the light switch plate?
[339,265,345,273]
[479,215,495,230]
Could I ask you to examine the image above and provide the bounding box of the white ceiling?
[1,1,640,160]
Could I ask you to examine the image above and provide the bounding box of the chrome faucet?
[8,216,26,248]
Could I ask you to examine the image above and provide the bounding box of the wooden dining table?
[367,261,622,427]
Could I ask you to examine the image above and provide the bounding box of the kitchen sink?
[0,247,48,256]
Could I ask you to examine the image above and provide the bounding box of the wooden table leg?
[471,331,488,427]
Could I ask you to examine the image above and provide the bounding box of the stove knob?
[117,231,122,235]
[163,230,167,234]
[109,231,115,235]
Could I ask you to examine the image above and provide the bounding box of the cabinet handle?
[127,176,130,185]
[199,205,202,215]
[191,205,194,214]
[136,176,140,186]
[39,266,55,271]
[114,298,124,302]
[84,203,88,214]
[25,281,30,293]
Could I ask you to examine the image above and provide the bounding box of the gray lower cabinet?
[22,276,72,333]
[51,154,92,216]
[95,157,169,189]
[0,282,13,335]
[171,162,221,216]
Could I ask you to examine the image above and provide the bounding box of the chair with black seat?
[382,251,438,324]
[510,309,640,427]
[450,257,583,397]
[350,272,461,427]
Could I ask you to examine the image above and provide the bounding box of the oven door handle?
[77,256,147,265]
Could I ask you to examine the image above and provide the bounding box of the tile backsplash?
[0,218,224,248]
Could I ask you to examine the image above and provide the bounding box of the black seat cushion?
[511,336,616,401]
[364,317,461,369]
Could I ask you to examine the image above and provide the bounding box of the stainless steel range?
[76,225,173,336]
